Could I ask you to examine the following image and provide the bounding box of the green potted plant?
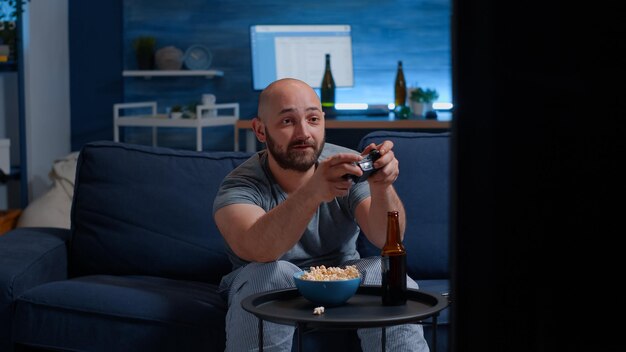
[170,105,183,119]
[133,36,156,70]
[0,0,29,21]
[183,102,199,119]
[409,86,439,117]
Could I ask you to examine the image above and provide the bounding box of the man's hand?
[307,153,363,202]
[361,140,399,189]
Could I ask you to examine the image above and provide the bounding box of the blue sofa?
[0,130,450,352]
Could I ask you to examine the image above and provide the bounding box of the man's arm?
[354,141,406,248]
[215,153,364,262]
[215,187,320,262]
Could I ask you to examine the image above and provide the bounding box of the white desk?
[114,102,239,151]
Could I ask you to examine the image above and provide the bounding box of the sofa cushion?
[69,141,252,283]
[12,275,226,351]
[0,228,70,352]
[357,131,450,280]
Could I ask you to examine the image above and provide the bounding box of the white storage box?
[0,139,10,175]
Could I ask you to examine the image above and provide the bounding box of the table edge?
[241,285,449,328]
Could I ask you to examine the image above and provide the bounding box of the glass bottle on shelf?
[394,60,407,107]
[381,210,407,306]
[320,53,336,110]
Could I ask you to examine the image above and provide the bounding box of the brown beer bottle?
[394,60,407,107]
[320,53,336,110]
[381,210,407,305]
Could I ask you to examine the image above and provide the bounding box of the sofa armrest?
[0,227,70,350]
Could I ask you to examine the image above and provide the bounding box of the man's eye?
[281,118,292,125]
[308,116,320,123]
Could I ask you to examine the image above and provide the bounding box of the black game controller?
[344,149,381,183]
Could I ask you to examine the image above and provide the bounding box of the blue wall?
[69,0,123,151]
[71,0,451,151]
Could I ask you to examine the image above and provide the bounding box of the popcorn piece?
[313,306,325,315]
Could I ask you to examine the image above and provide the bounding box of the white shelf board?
[123,70,224,78]
[115,114,237,128]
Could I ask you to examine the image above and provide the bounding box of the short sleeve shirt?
[213,143,371,270]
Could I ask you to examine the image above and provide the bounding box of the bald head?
[257,78,322,122]
[253,78,326,173]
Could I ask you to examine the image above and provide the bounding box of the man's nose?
[293,119,312,140]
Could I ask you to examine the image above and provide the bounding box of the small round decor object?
[293,270,361,307]
[183,45,213,70]
[154,46,184,70]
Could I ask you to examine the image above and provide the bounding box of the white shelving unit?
[122,70,224,79]
[113,101,239,151]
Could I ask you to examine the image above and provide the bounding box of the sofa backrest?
[69,141,252,284]
[357,131,450,280]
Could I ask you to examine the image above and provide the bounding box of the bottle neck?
[383,211,405,254]
[397,64,404,76]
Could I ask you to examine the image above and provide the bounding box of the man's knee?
[239,260,300,290]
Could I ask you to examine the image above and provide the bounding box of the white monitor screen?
[250,25,354,90]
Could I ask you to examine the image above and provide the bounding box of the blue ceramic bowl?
[293,271,361,307]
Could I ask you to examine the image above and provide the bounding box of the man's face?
[259,80,326,172]
[265,126,325,172]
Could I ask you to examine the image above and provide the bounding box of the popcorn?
[313,306,325,315]
[300,265,360,281]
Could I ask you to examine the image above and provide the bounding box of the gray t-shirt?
[213,143,371,270]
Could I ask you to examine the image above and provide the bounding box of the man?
[213,78,428,351]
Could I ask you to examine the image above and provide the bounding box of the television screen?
[250,25,354,90]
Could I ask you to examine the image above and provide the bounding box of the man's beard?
[265,128,325,172]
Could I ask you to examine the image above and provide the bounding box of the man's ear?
[252,117,266,143]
